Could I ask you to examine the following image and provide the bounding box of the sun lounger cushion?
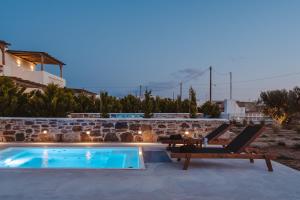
[225,125,263,153]
[171,147,230,154]
[205,123,230,142]
[170,134,183,140]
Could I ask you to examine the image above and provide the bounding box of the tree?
[29,84,75,117]
[120,94,141,113]
[142,90,153,118]
[259,89,289,124]
[189,87,197,118]
[200,101,220,118]
[99,91,110,118]
[0,77,24,116]
[259,87,300,125]
[74,93,97,113]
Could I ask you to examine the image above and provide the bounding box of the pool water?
[0,147,143,169]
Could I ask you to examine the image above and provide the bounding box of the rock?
[141,124,152,131]
[158,124,166,128]
[39,133,55,142]
[156,130,165,135]
[134,135,143,142]
[129,124,140,131]
[4,136,15,142]
[3,130,15,135]
[55,134,63,142]
[5,124,11,130]
[181,123,190,129]
[25,129,33,133]
[102,123,114,128]
[72,126,82,132]
[115,122,128,129]
[142,131,158,142]
[61,129,68,134]
[63,132,81,142]
[91,130,101,136]
[80,132,91,142]
[92,137,104,142]
[120,132,134,142]
[192,123,201,128]
[104,132,119,142]
[15,133,25,141]
[25,121,34,125]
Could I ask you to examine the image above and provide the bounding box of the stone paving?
[0,145,299,200]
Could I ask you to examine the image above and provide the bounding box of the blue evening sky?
[1,0,300,101]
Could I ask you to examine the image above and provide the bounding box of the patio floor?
[0,144,299,200]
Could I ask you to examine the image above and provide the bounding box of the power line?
[216,71,300,85]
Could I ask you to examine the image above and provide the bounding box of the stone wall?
[0,118,227,143]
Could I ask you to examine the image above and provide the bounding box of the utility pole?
[230,72,232,99]
[179,82,183,100]
[209,66,212,102]
[172,91,175,101]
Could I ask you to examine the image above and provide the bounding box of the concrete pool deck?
[0,143,299,200]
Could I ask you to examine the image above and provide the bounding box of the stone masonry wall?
[0,118,227,143]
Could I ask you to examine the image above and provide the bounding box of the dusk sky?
[1,0,300,101]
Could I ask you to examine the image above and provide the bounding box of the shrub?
[200,101,220,118]
[189,87,197,118]
[143,90,153,118]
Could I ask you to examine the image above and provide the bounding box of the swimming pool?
[0,147,144,169]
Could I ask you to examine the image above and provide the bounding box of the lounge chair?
[170,125,276,171]
[161,123,231,147]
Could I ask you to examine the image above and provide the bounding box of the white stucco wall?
[3,52,65,87]
[0,51,3,65]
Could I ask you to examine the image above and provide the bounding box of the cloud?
[145,67,208,92]
[173,68,208,82]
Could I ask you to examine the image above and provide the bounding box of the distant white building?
[220,99,272,123]
[0,40,66,90]
[222,99,246,119]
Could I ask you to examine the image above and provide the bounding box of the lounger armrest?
[244,147,262,154]
[244,147,278,159]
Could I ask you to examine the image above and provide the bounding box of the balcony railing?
[4,64,65,87]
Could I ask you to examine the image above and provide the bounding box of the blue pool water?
[110,113,144,118]
[0,147,143,169]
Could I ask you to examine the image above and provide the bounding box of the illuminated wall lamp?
[184,131,189,135]
[138,130,142,135]
[86,131,91,135]
[42,130,48,134]
[16,60,21,67]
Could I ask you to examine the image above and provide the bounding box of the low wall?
[0,118,227,143]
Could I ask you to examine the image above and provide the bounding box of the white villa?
[0,40,65,90]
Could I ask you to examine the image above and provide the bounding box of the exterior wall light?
[42,130,48,134]
[184,131,189,135]
[30,65,34,71]
[86,131,91,135]
[17,60,21,67]
[138,130,142,135]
